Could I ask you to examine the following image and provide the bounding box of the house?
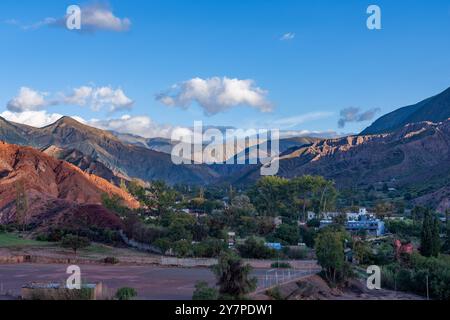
[320,208,385,237]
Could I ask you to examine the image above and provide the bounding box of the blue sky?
[0,0,449,138]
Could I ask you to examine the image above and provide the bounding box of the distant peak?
[56,116,81,125]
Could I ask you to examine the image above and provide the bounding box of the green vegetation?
[420,209,441,257]
[115,287,138,300]
[0,233,47,248]
[192,281,219,300]
[212,251,257,300]
[60,235,91,255]
[237,237,276,259]
[382,253,450,300]
[315,227,352,285]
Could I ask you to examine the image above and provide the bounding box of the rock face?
[278,120,450,187]
[0,141,139,226]
[362,86,450,135]
[234,119,450,210]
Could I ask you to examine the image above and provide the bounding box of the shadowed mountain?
[233,119,450,211]
[362,87,450,135]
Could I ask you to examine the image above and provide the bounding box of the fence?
[160,257,218,267]
[119,230,162,254]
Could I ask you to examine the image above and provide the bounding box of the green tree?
[315,229,347,284]
[271,224,300,245]
[248,176,290,216]
[15,179,29,231]
[212,251,257,300]
[61,235,90,255]
[420,209,441,257]
[192,281,219,300]
[237,237,276,259]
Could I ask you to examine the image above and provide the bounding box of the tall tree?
[420,209,441,257]
[315,228,346,284]
[15,179,28,231]
[212,251,257,300]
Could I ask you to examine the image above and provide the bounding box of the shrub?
[192,239,227,258]
[238,237,277,259]
[115,287,137,300]
[103,257,119,265]
[282,246,308,260]
[381,253,450,299]
[192,281,219,300]
[173,240,192,258]
[266,287,285,300]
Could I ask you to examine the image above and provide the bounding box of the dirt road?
[0,264,315,300]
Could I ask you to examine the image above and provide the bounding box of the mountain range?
[1,86,450,212]
[362,87,450,135]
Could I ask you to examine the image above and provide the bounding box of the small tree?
[61,235,90,255]
[192,281,219,300]
[315,229,346,284]
[15,179,29,231]
[115,287,137,300]
[212,251,257,300]
[420,209,441,257]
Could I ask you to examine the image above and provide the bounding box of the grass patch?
[78,243,116,257]
[0,233,49,248]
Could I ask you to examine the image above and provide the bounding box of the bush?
[192,239,227,258]
[103,257,119,265]
[282,246,308,260]
[173,240,192,258]
[115,287,137,300]
[266,287,285,300]
[382,253,450,299]
[0,225,6,233]
[192,281,219,300]
[237,237,277,259]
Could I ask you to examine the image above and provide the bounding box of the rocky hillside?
[234,119,450,210]
[0,141,139,226]
[362,86,450,135]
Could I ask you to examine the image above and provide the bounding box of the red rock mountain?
[0,141,139,227]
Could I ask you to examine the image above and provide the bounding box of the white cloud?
[156,77,273,116]
[6,85,134,113]
[6,87,51,112]
[0,110,64,128]
[271,112,335,129]
[280,32,295,41]
[87,115,183,139]
[80,4,131,32]
[5,3,131,32]
[64,86,134,112]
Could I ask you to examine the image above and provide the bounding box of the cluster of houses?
[314,208,386,237]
